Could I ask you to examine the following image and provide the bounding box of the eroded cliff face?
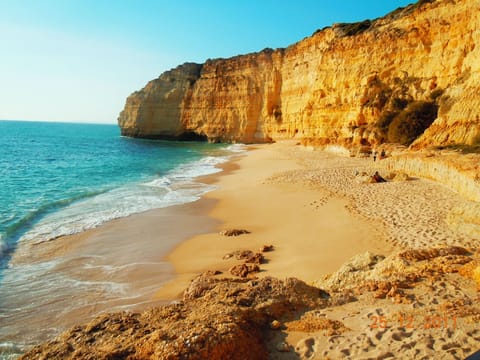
[118,63,203,139]
[118,0,480,148]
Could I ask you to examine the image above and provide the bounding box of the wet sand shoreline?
[2,194,220,351]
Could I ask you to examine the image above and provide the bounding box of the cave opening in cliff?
[177,132,208,142]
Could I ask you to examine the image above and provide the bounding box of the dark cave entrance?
[177,132,208,142]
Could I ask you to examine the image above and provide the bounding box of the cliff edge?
[118,0,480,148]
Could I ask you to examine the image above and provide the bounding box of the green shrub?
[377,111,399,131]
[416,0,435,7]
[391,97,409,111]
[312,26,332,36]
[387,101,438,145]
[336,20,372,37]
[385,0,435,22]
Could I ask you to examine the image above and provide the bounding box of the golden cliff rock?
[118,0,480,148]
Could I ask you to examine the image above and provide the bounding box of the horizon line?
[0,118,117,125]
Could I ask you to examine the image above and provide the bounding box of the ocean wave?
[169,155,227,180]
[17,146,243,246]
[224,143,247,153]
[0,190,107,255]
[0,213,17,227]
[143,176,172,188]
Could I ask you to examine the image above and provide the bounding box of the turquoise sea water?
[0,120,240,357]
[0,120,235,271]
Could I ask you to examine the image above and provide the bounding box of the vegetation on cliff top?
[334,20,372,37]
[386,0,437,21]
[313,0,436,38]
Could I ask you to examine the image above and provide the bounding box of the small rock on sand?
[220,229,251,237]
[229,263,260,278]
[259,245,274,252]
[202,270,222,276]
[223,250,265,264]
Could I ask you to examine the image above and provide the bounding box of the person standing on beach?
[373,150,377,162]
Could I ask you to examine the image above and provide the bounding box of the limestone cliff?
[118,0,480,148]
[118,63,203,139]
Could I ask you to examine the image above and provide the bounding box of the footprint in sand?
[418,336,435,350]
[376,352,395,360]
[441,342,461,351]
[399,340,417,352]
[391,330,414,341]
[374,328,389,342]
[467,329,480,342]
[296,337,315,358]
[308,197,329,209]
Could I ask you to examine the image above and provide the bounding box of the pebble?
[270,320,282,330]
[276,341,290,352]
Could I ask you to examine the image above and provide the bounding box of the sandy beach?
[152,141,480,359]
[157,140,479,297]
[18,141,480,359]
[156,142,393,299]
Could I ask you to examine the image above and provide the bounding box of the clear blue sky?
[0,0,414,124]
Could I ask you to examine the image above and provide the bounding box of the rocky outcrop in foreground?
[21,246,480,359]
[20,277,332,359]
[119,0,480,149]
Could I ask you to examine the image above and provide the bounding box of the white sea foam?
[169,156,226,180]
[225,143,247,153]
[0,342,22,359]
[1,260,130,316]
[18,146,245,246]
[82,261,162,274]
[143,176,172,188]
